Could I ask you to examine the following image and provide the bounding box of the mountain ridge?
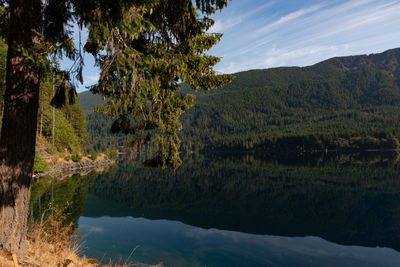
[80,47,400,153]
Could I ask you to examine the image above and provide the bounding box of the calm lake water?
[31,152,400,266]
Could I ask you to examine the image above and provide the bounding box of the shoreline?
[33,157,115,179]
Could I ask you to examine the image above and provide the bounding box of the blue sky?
[71,0,400,92]
[208,0,400,73]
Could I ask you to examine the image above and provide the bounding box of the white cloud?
[296,0,400,47]
[215,45,350,74]
[85,74,99,84]
[88,226,104,233]
[209,1,277,33]
[271,4,325,27]
[209,17,243,33]
[182,228,400,266]
[254,3,326,38]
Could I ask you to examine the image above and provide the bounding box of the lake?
[30,152,400,266]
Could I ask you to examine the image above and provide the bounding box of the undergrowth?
[33,150,50,173]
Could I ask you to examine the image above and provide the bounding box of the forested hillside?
[79,91,126,151]
[180,48,400,153]
[81,48,400,154]
[0,39,87,155]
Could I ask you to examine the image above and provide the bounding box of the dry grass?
[0,209,96,267]
[0,243,164,267]
[0,210,164,267]
[24,210,83,267]
[0,250,14,267]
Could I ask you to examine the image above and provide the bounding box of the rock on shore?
[33,157,115,179]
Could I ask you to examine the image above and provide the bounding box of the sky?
[70,0,400,92]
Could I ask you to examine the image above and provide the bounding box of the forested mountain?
[81,48,400,154]
[79,91,126,151]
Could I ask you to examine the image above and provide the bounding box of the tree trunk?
[0,0,42,258]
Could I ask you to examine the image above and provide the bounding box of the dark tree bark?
[0,0,42,258]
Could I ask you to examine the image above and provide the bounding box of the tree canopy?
[0,0,232,257]
[82,0,232,168]
[1,0,232,168]
[43,0,231,168]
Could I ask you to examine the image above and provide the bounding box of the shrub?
[33,151,49,173]
[89,149,98,161]
[104,147,118,160]
[71,154,82,162]
[27,208,82,266]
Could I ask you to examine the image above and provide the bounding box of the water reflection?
[78,213,400,267]
[86,153,400,251]
[29,172,98,227]
[30,152,400,266]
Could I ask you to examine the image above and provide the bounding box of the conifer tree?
[0,0,231,257]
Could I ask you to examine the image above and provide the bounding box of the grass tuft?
[0,209,163,267]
